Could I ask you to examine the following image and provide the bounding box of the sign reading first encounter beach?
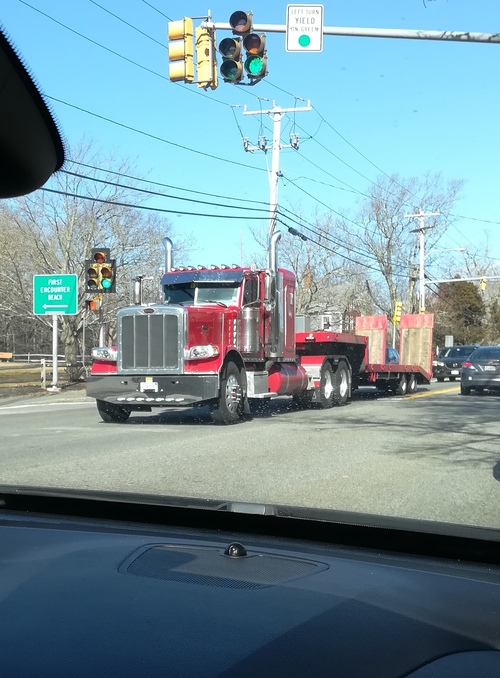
[33,274,78,315]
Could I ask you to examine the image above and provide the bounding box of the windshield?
[441,346,477,359]
[2,1,500,536]
[164,282,239,305]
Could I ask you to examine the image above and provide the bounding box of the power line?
[60,169,270,214]
[67,160,271,206]
[141,0,172,22]
[276,217,408,277]
[47,95,267,173]
[19,0,167,82]
[88,0,165,48]
[39,187,268,220]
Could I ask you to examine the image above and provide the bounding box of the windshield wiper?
[204,300,227,307]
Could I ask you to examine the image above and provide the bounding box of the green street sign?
[33,274,78,315]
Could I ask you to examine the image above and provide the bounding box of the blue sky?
[3,0,500,268]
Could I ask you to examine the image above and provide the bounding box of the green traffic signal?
[244,55,265,77]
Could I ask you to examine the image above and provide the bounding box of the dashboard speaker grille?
[123,545,325,589]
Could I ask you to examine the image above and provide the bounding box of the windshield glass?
[441,346,477,359]
[472,347,500,361]
[2,1,500,535]
[196,284,239,305]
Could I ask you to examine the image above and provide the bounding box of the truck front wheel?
[96,399,131,423]
[211,361,244,424]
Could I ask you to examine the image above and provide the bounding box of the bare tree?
[337,172,464,316]
[0,141,191,379]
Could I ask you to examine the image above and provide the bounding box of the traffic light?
[480,277,487,291]
[195,26,218,90]
[393,301,403,324]
[85,248,116,294]
[167,18,194,83]
[243,32,267,81]
[219,11,259,84]
[218,36,243,83]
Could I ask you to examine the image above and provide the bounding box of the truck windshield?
[163,284,195,305]
[196,283,239,305]
[163,283,239,306]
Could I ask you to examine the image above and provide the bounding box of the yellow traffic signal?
[195,26,218,90]
[480,277,487,291]
[393,301,403,324]
[168,18,194,83]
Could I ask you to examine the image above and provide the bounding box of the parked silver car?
[461,346,500,394]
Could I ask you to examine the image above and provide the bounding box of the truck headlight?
[92,347,118,361]
[185,345,219,360]
[436,361,445,367]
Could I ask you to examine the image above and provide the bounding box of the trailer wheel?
[96,399,131,423]
[396,374,408,396]
[408,375,417,394]
[211,361,243,424]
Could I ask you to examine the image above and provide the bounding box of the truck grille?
[117,307,184,373]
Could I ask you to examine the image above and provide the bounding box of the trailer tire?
[332,361,350,406]
[96,399,131,423]
[211,361,244,424]
[396,374,408,396]
[408,374,417,394]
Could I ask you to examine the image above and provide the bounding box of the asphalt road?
[1,381,500,529]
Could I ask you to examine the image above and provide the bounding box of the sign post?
[33,274,78,391]
[286,4,324,52]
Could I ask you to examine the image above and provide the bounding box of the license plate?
[140,380,159,392]
[485,366,496,372]
[450,370,459,375]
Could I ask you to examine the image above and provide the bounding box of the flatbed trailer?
[294,313,433,401]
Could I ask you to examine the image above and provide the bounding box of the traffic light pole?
[243,101,311,239]
[204,20,500,44]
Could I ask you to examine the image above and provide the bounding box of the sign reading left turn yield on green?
[33,274,78,315]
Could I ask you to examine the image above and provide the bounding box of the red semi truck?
[86,233,433,424]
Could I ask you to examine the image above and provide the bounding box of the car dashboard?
[0,490,500,677]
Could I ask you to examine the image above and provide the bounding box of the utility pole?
[242,100,312,240]
[406,209,440,313]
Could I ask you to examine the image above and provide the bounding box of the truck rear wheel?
[211,361,243,424]
[408,374,417,394]
[96,399,131,423]
[318,362,335,408]
[332,361,350,406]
[396,374,408,396]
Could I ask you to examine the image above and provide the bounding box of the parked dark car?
[461,346,500,394]
[433,345,479,382]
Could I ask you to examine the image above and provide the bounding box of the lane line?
[0,401,94,412]
[405,386,460,400]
